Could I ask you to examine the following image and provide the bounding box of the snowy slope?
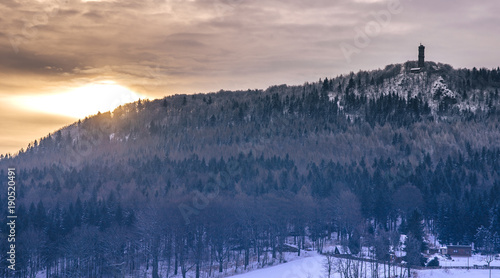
[230,253,327,278]
[228,252,500,278]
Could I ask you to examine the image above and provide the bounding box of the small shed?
[334,245,351,255]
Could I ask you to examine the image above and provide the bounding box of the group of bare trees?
[0,178,426,278]
[0,192,363,277]
[331,256,411,278]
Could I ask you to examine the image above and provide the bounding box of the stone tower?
[418,44,425,68]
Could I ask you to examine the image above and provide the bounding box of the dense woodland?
[1,61,500,277]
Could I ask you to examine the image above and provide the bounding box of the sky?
[1,0,499,155]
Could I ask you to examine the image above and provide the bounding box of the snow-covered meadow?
[229,253,500,278]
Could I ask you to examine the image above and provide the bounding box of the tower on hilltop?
[418,44,425,68]
[411,44,425,73]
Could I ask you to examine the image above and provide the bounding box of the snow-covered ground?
[230,252,328,278]
[419,269,500,278]
[228,253,500,278]
[433,254,500,268]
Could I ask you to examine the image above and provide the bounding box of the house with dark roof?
[443,245,472,257]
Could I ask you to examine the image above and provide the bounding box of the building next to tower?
[411,44,425,73]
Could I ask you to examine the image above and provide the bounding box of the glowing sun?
[18,81,144,119]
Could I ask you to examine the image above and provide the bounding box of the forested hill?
[6,61,500,168]
[3,60,500,207]
[1,61,500,277]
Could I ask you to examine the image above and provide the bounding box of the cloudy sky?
[1,0,499,154]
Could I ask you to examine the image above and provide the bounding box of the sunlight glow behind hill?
[14,81,144,119]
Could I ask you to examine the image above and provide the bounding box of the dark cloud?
[0,47,80,75]
[82,11,103,19]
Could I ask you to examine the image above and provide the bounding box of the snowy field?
[419,269,500,278]
[231,252,327,278]
[435,254,500,268]
[229,253,500,278]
